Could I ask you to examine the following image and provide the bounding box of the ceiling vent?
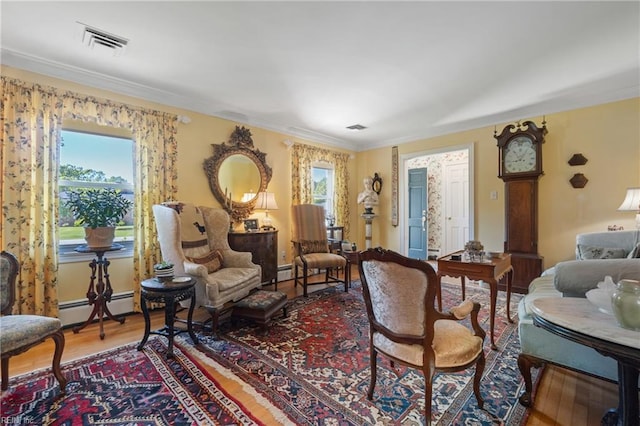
[78,23,128,56]
[346,124,367,131]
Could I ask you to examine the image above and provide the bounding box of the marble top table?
[531,297,640,426]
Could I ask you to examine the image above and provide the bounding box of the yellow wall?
[357,98,640,268]
[3,65,639,304]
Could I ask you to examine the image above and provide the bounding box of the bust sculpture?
[357,176,379,214]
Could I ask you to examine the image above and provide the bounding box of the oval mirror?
[218,154,261,203]
[204,126,272,222]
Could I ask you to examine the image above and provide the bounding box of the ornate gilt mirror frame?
[204,126,273,222]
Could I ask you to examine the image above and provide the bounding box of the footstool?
[231,290,288,332]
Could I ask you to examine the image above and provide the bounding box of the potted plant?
[153,261,174,281]
[64,188,133,249]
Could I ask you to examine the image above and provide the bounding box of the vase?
[610,279,640,331]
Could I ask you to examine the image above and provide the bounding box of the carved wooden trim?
[203,126,272,222]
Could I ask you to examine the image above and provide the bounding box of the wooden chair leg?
[50,330,67,393]
[473,352,485,409]
[517,353,545,407]
[303,266,309,297]
[424,367,435,426]
[1,357,8,391]
[367,346,377,400]
[205,307,222,337]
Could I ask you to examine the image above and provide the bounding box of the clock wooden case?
[495,120,547,293]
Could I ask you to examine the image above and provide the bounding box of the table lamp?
[618,187,640,229]
[255,192,278,230]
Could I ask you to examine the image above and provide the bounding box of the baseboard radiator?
[59,291,134,327]
[60,265,295,327]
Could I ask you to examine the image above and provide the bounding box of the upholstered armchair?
[0,251,67,392]
[358,248,486,424]
[152,203,262,332]
[291,204,347,297]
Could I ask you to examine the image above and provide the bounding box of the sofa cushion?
[554,258,640,297]
[522,275,560,317]
[577,244,627,260]
[627,242,640,258]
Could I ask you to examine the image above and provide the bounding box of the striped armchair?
[291,204,347,297]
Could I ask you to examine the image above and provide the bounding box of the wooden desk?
[531,298,640,426]
[436,251,513,350]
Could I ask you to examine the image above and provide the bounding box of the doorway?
[400,144,474,259]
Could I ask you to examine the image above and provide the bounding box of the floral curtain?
[1,76,177,315]
[1,78,63,316]
[290,143,351,236]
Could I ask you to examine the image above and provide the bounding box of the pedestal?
[362,213,377,249]
[72,244,126,339]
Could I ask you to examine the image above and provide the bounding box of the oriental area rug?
[188,280,538,425]
[0,337,272,425]
[1,281,537,425]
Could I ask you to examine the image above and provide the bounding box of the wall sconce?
[618,187,640,229]
[255,192,279,230]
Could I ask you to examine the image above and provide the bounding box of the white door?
[443,160,469,255]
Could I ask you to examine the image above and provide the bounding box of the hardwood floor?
[4,271,620,425]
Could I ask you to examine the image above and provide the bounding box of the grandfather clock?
[495,120,547,293]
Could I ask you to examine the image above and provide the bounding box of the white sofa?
[517,230,640,407]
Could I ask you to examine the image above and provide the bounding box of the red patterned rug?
[0,337,275,425]
[191,280,538,425]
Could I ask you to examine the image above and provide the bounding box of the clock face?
[503,136,537,173]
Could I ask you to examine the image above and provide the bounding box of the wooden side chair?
[357,247,486,424]
[0,251,67,392]
[291,204,347,297]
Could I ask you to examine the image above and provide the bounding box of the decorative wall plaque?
[568,153,588,166]
[391,146,399,226]
[569,173,588,188]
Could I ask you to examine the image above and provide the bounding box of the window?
[311,163,334,217]
[58,129,134,261]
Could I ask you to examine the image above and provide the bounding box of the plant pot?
[84,227,116,249]
[154,266,174,282]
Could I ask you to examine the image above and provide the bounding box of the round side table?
[137,277,199,358]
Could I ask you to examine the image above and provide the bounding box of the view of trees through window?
[59,130,134,247]
[312,165,334,216]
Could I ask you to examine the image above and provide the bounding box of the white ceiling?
[2,1,639,151]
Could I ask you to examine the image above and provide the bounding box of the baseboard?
[59,291,134,327]
[277,264,292,281]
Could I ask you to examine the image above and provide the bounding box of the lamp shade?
[255,192,278,211]
[618,187,640,212]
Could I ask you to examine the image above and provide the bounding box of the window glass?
[59,130,134,261]
[311,164,334,216]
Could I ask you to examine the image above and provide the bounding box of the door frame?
[398,142,475,258]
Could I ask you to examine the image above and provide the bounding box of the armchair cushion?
[187,249,223,273]
[299,240,329,254]
[0,315,62,353]
[294,253,346,269]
